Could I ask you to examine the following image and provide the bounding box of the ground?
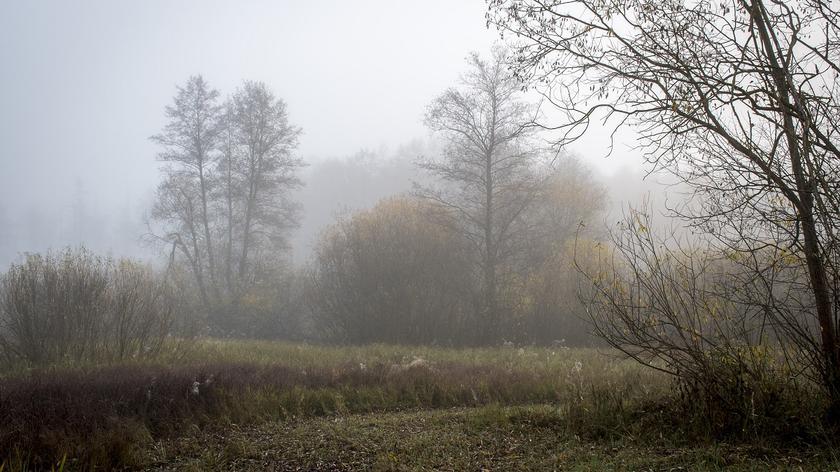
[143,405,833,471]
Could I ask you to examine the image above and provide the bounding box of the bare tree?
[150,75,222,306]
[228,81,303,299]
[216,103,239,301]
[152,173,211,304]
[489,0,840,416]
[417,47,541,343]
[151,78,304,334]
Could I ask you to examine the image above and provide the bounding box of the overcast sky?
[0,0,648,265]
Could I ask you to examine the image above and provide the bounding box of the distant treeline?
[124,51,608,347]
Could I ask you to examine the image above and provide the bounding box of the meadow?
[1,340,837,471]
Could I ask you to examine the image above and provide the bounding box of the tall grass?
[0,339,832,470]
[0,340,661,469]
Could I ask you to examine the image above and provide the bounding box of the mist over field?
[0,146,665,268]
[2,1,840,470]
[0,0,663,269]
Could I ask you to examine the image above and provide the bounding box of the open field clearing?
[5,0,840,470]
[1,340,838,471]
[145,405,836,472]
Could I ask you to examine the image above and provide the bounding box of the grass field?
[1,340,838,471]
[145,406,835,471]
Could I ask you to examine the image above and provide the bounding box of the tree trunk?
[483,147,498,344]
[238,154,259,288]
[197,160,220,303]
[224,155,235,300]
[750,0,840,419]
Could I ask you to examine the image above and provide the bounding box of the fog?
[3,3,837,465]
[0,0,659,268]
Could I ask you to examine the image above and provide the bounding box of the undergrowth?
[0,340,834,470]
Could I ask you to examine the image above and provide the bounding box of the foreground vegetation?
[147,406,838,471]
[1,340,837,470]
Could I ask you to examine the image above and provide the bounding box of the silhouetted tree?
[227,81,303,300]
[490,0,840,417]
[151,78,303,335]
[150,75,222,306]
[417,47,541,344]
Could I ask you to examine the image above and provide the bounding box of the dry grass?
[145,405,840,471]
[0,339,834,470]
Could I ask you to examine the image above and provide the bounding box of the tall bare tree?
[418,47,540,343]
[489,0,840,416]
[151,78,303,327]
[227,81,303,299]
[216,103,239,301]
[150,75,222,306]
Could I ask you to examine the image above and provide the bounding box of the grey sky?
[1,1,496,202]
[0,0,647,266]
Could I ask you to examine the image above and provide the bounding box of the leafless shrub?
[0,247,176,366]
[105,260,177,360]
[577,209,821,434]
